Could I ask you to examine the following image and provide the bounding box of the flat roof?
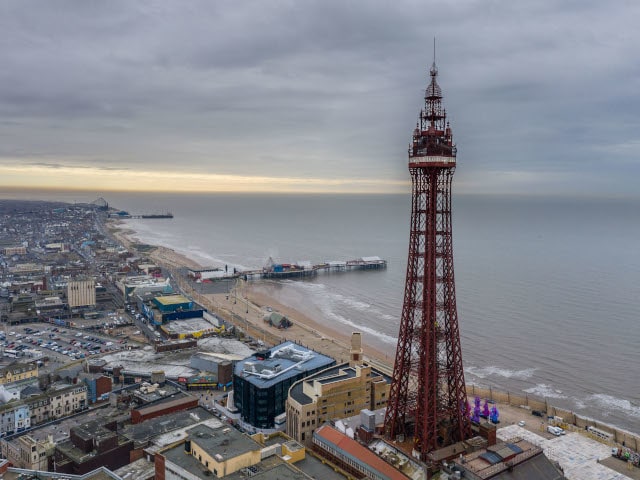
[154,294,190,305]
[122,407,215,443]
[317,368,356,384]
[162,316,218,335]
[4,467,122,480]
[113,458,155,480]
[226,462,309,480]
[289,364,346,405]
[187,423,261,459]
[134,395,197,416]
[163,443,211,480]
[289,363,390,406]
[162,424,261,476]
[234,341,335,389]
[72,420,116,443]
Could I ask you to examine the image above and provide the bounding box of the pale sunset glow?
[0,163,408,194]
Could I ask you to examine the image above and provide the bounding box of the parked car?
[547,426,564,436]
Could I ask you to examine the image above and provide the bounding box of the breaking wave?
[523,384,567,399]
[466,365,536,380]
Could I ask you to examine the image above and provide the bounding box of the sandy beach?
[106,219,378,366]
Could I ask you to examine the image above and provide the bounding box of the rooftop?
[163,443,210,479]
[314,425,410,480]
[187,423,261,459]
[162,424,262,476]
[226,462,309,480]
[113,458,155,480]
[497,424,622,480]
[134,394,197,417]
[161,316,219,335]
[121,406,216,444]
[72,419,116,444]
[153,294,190,306]
[289,362,390,406]
[289,363,347,405]
[235,341,335,389]
[4,466,123,480]
[98,339,254,380]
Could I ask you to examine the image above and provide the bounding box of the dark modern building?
[52,419,133,475]
[233,341,335,429]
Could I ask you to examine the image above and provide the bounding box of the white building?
[67,279,96,308]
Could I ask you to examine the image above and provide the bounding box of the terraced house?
[0,384,87,436]
[0,362,38,385]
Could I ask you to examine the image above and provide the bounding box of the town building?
[2,246,27,256]
[3,434,55,470]
[121,406,218,456]
[79,373,113,403]
[286,333,390,446]
[35,295,65,312]
[0,384,87,436]
[186,353,234,390]
[449,437,566,479]
[233,341,336,430]
[131,395,199,424]
[188,267,227,280]
[53,419,134,475]
[155,425,316,480]
[0,378,39,403]
[152,293,193,313]
[67,278,96,308]
[155,423,263,478]
[115,275,172,301]
[48,384,88,418]
[312,424,410,480]
[0,361,38,385]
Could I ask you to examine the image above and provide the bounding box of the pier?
[242,256,387,280]
[108,211,173,219]
[189,256,387,282]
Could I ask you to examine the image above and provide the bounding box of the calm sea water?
[5,189,639,433]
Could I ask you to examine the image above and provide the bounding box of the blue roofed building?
[233,342,336,430]
[152,294,193,313]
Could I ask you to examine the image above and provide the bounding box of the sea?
[4,189,640,435]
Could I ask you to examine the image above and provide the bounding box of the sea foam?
[523,384,567,399]
[465,365,536,380]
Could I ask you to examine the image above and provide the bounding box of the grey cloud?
[0,0,639,193]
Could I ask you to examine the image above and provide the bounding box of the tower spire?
[430,37,438,76]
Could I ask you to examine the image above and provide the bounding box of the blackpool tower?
[384,58,471,460]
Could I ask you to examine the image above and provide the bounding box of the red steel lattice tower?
[384,59,471,459]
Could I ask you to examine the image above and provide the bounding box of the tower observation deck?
[384,59,471,461]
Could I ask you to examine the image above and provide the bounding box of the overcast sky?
[1,1,638,195]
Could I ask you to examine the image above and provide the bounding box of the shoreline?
[105,218,640,443]
[106,219,368,365]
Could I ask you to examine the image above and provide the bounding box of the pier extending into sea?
[188,256,387,281]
